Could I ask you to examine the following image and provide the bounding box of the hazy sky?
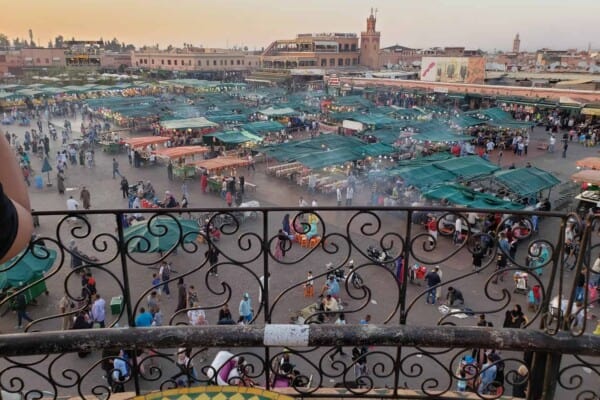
[1,0,598,51]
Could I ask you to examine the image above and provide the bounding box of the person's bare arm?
[0,134,33,263]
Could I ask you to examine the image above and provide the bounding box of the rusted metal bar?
[0,325,598,357]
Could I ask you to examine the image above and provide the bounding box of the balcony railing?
[0,206,598,400]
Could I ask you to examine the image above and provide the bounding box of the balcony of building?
[0,206,597,400]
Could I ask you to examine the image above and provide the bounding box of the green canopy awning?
[432,156,500,180]
[422,184,525,210]
[242,121,286,135]
[259,107,299,117]
[354,143,396,157]
[392,164,457,189]
[204,130,263,144]
[493,167,560,197]
[161,117,219,130]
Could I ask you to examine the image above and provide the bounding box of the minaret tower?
[513,33,521,53]
[360,8,381,69]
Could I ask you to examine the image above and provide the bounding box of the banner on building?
[420,57,485,84]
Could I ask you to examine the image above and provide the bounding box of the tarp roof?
[423,184,525,210]
[431,156,500,179]
[161,117,218,130]
[154,146,210,159]
[206,113,249,123]
[465,107,534,129]
[387,156,498,189]
[493,167,560,197]
[295,147,358,169]
[260,135,366,163]
[354,143,396,157]
[575,157,600,170]
[331,95,374,108]
[192,157,250,171]
[571,170,600,186]
[242,121,286,135]
[392,164,457,189]
[259,107,299,117]
[124,136,170,148]
[346,114,399,128]
[204,130,263,144]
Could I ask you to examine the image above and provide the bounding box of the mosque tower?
[513,33,521,53]
[360,8,381,69]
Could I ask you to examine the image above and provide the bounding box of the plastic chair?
[300,236,309,248]
[309,236,321,248]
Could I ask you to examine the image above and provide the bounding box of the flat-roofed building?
[261,32,360,69]
[132,47,259,72]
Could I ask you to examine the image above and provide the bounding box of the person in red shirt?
[427,215,438,246]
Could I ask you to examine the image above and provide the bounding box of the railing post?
[263,209,271,390]
[394,209,413,397]
[115,211,141,395]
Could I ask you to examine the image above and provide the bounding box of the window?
[152,59,155,64]
[321,59,327,66]
[352,58,357,65]
[351,44,356,51]
[373,44,377,50]
[242,60,245,65]
[161,59,164,65]
[198,60,202,66]
[206,60,210,66]
[345,58,350,66]
[248,61,251,66]
[338,58,343,66]
[214,60,217,66]
[174,60,177,65]
[237,59,241,65]
[230,60,234,65]
[167,59,171,65]
[36,58,40,63]
[220,60,223,65]
[344,44,349,51]
[329,58,335,66]
[188,60,191,65]
[45,58,49,63]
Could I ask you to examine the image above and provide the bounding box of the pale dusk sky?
[0,0,598,51]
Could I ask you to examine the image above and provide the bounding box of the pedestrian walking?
[206,245,220,276]
[175,278,187,312]
[239,293,253,323]
[80,186,91,210]
[120,177,129,199]
[15,292,33,329]
[91,294,106,328]
[58,293,73,330]
[159,261,171,298]
[330,313,347,360]
[167,160,174,181]
[57,170,66,194]
[562,140,568,158]
[424,268,441,305]
[112,158,121,179]
[336,187,342,206]
[345,186,354,206]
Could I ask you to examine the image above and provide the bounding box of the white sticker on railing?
[264,324,310,346]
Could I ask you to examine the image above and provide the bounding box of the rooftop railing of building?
[0,206,598,400]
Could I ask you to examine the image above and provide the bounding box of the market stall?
[192,156,250,176]
[575,157,600,170]
[124,136,171,166]
[154,146,211,179]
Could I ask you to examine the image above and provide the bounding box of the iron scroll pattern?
[0,206,597,399]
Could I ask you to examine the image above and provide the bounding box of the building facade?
[131,48,259,72]
[260,33,360,69]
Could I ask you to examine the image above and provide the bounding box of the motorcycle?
[326,260,364,290]
[366,246,395,269]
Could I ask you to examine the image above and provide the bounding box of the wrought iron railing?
[0,206,598,400]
